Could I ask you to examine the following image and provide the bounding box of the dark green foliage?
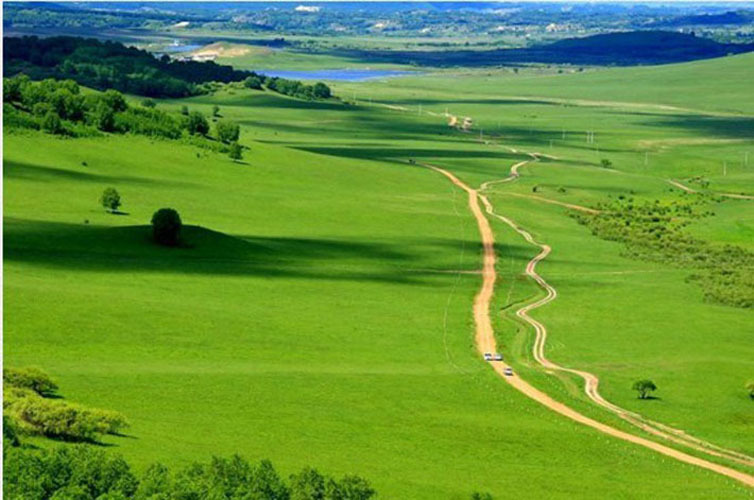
[632,379,657,399]
[4,416,21,448]
[3,448,375,500]
[471,493,494,500]
[151,208,182,246]
[100,188,121,213]
[212,104,220,117]
[229,142,243,161]
[186,111,209,136]
[4,75,197,141]
[312,82,332,99]
[572,195,754,308]
[243,76,263,90]
[600,158,612,168]
[41,111,64,134]
[747,381,754,400]
[4,36,255,98]
[141,99,156,109]
[216,120,240,143]
[290,467,325,500]
[264,77,332,101]
[4,367,58,396]
[180,105,189,116]
[3,446,138,500]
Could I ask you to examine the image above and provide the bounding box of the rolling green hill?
[4,43,754,498]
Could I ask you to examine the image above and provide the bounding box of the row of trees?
[3,445,376,500]
[4,367,129,442]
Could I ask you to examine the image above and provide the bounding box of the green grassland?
[4,52,754,497]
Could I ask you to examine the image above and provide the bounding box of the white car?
[492,353,503,361]
[483,352,493,361]
[504,368,514,376]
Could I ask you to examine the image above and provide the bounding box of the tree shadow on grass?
[4,218,539,285]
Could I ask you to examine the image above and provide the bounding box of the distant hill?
[650,11,754,27]
[340,30,754,67]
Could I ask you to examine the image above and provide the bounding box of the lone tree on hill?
[632,379,657,399]
[601,159,613,168]
[100,187,121,213]
[216,120,240,143]
[151,208,182,246]
[229,142,243,161]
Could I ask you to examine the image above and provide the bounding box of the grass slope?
[4,51,754,497]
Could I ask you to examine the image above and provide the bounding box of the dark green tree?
[186,111,209,135]
[212,104,220,117]
[100,187,122,213]
[151,208,182,246]
[141,98,156,108]
[632,379,657,399]
[244,76,263,90]
[312,82,331,99]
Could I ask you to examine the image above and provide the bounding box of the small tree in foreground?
[632,379,657,400]
[100,187,121,213]
[151,208,182,246]
[229,142,243,162]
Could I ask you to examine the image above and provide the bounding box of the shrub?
[185,111,209,135]
[41,111,64,134]
[229,142,243,161]
[312,82,332,99]
[747,381,754,400]
[151,208,182,246]
[4,366,58,396]
[600,158,613,168]
[215,120,240,143]
[100,187,121,213]
[243,76,263,90]
[141,98,156,108]
[181,105,189,115]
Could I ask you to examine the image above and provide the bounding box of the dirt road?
[419,161,754,488]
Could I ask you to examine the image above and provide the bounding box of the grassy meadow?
[4,51,754,497]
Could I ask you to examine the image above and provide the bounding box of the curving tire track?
[418,159,754,488]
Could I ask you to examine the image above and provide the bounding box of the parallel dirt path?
[419,161,754,488]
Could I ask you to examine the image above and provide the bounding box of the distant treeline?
[3,36,332,101]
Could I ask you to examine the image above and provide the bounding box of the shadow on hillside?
[4,160,195,188]
[640,114,754,140]
[4,219,540,285]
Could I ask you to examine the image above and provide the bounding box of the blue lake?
[257,69,417,81]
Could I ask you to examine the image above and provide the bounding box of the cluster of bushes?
[3,367,129,443]
[265,78,332,100]
[4,75,242,150]
[3,445,376,500]
[571,194,754,308]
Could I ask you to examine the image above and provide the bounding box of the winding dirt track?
[668,179,754,200]
[419,161,754,488]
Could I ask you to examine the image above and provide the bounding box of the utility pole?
[746,151,749,167]
[644,152,649,166]
[562,128,566,140]
[418,104,422,116]
[723,161,727,177]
